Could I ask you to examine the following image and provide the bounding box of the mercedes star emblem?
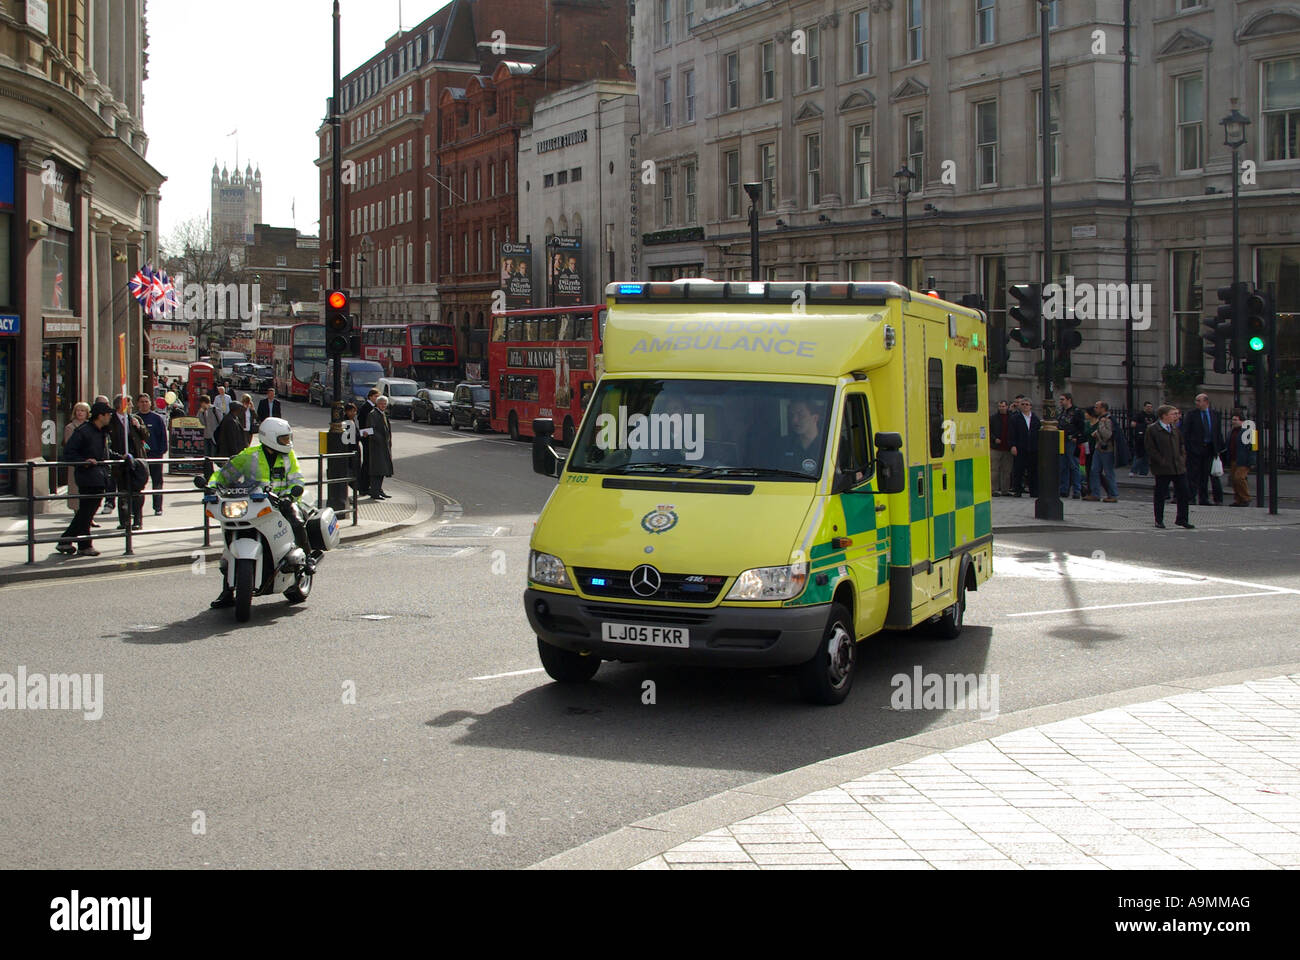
[630,564,662,597]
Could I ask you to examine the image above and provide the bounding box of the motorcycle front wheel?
[235,557,256,623]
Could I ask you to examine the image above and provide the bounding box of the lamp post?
[893,164,916,287]
[1220,101,1250,410]
[742,182,762,280]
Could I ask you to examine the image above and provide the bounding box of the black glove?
[289,485,304,499]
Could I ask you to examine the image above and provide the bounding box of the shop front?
[0,139,15,493]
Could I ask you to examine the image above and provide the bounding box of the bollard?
[1035,422,1064,521]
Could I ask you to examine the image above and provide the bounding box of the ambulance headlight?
[725,562,808,601]
[222,500,249,519]
[529,550,572,588]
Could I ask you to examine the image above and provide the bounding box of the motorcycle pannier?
[306,507,342,551]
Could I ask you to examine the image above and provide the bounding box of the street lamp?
[893,164,916,287]
[1220,99,1251,408]
[742,182,762,280]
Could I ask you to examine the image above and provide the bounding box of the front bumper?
[524,588,829,668]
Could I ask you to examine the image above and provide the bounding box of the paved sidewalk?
[993,486,1298,533]
[631,675,1300,870]
[0,434,443,584]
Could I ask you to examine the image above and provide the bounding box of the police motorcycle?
[196,420,341,623]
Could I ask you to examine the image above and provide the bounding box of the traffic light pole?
[1040,0,1054,413]
[1267,289,1279,515]
[1231,144,1242,409]
[331,0,343,407]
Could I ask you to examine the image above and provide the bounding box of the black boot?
[210,588,235,609]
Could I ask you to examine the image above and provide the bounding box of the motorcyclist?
[208,417,317,609]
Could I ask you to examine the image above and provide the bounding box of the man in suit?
[989,399,1013,496]
[354,388,380,495]
[256,387,283,423]
[363,395,394,499]
[108,396,149,531]
[1180,392,1223,505]
[1147,404,1194,529]
[1008,396,1041,497]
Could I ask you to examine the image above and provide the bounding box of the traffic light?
[960,293,1007,372]
[1059,312,1082,353]
[1244,288,1272,355]
[326,289,350,356]
[1201,313,1232,374]
[1008,283,1042,350]
[1216,282,1246,359]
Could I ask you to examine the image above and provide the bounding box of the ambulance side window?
[838,394,873,485]
[956,364,979,412]
[928,358,946,459]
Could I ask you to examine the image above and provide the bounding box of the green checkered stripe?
[890,455,991,565]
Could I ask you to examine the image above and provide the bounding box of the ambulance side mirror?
[875,432,905,495]
[532,418,564,479]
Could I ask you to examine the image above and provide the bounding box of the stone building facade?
[0,0,164,492]
[210,161,262,253]
[634,0,1299,411]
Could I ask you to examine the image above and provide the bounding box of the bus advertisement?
[362,323,458,384]
[488,305,604,445]
[272,322,326,400]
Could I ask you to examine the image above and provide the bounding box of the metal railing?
[0,453,358,565]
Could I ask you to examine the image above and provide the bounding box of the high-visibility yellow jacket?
[209,443,304,498]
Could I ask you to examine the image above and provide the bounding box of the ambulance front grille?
[574,567,727,604]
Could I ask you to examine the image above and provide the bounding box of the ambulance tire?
[797,603,856,706]
[234,558,255,623]
[932,585,966,640]
[537,637,601,683]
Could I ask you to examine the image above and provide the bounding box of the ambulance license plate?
[601,622,690,648]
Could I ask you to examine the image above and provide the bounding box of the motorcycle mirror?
[193,476,207,489]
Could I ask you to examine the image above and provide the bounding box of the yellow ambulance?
[525,280,993,704]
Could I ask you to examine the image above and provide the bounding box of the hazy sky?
[144,0,430,243]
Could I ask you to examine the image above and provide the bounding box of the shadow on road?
[115,600,309,645]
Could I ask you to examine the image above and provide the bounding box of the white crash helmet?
[258,417,294,453]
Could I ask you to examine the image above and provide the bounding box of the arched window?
[572,212,582,239]
[557,215,568,236]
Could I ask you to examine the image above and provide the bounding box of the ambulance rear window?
[956,364,980,412]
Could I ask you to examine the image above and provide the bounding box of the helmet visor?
[277,434,293,448]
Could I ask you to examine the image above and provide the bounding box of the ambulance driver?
[781,398,826,473]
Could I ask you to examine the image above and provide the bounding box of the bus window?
[491,315,506,342]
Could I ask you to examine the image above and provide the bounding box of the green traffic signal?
[1249,335,1265,352]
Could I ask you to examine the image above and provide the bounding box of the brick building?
[317,0,631,378]
[244,224,321,330]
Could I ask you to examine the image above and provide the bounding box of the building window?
[1044,0,1059,26]
[1172,250,1203,375]
[804,264,820,282]
[806,133,822,206]
[475,166,482,199]
[1263,57,1300,162]
[976,0,995,46]
[760,143,776,211]
[724,149,740,218]
[660,75,673,127]
[544,173,554,188]
[805,25,821,89]
[658,0,671,45]
[1035,87,1062,181]
[571,167,582,183]
[725,52,739,110]
[853,10,870,76]
[276,274,287,291]
[398,194,404,222]
[662,167,674,226]
[463,234,469,274]
[683,69,695,121]
[684,162,697,223]
[907,0,924,62]
[475,232,481,273]
[1176,74,1204,172]
[425,241,432,283]
[852,123,872,201]
[557,170,568,185]
[1179,0,1201,9]
[683,0,694,31]
[489,163,496,196]
[975,100,998,187]
[980,256,1008,373]
[906,113,924,186]
[761,41,776,100]
[504,160,510,192]
[424,186,431,219]
[276,255,287,267]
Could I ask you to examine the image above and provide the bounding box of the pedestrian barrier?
[0,453,358,566]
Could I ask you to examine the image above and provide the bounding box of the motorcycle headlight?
[529,550,572,588]
[222,500,249,519]
[724,562,809,601]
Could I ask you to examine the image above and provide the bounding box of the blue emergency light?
[590,577,607,587]
[616,284,643,295]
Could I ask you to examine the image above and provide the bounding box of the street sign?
[0,314,18,334]
[148,331,196,360]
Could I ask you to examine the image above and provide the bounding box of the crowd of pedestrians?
[988,390,1256,527]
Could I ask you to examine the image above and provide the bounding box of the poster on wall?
[547,236,582,307]
[500,242,533,309]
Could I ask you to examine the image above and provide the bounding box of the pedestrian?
[198,395,220,456]
[1226,410,1255,507]
[56,401,115,556]
[212,385,231,419]
[1146,404,1194,529]
[1009,396,1041,497]
[237,394,258,444]
[1180,392,1224,506]
[109,396,149,531]
[1088,401,1120,502]
[1081,408,1098,497]
[989,399,1013,496]
[92,395,116,513]
[363,395,394,499]
[215,406,247,458]
[342,401,364,494]
[63,402,91,510]
[256,386,282,422]
[1130,401,1156,476]
[135,393,169,516]
[1055,392,1085,499]
[355,388,380,495]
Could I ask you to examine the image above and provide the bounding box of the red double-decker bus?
[488,305,605,444]
[361,322,459,384]
[272,322,325,400]
[255,325,280,365]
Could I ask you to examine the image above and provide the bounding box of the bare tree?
[159,214,251,347]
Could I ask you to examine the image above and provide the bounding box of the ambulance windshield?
[568,379,833,480]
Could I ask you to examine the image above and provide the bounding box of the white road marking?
[1006,591,1285,618]
[471,667,546,681]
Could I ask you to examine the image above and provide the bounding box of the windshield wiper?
[690,466,817,480]
[614,462,701,474]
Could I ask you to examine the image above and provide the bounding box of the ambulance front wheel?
[797,603,856,706]
[537,637,601,683]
